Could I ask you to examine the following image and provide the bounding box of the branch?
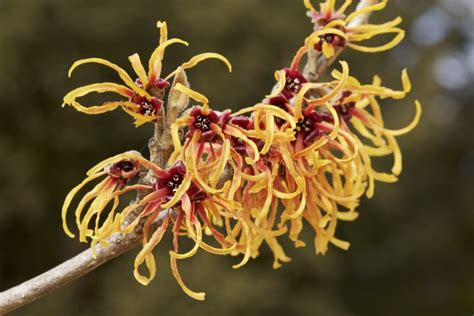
[0,231,142,315]
[0,1,379,314]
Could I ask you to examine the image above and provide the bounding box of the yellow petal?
[68,58,149,97]
[330,237,350,250]
[337,0,353,15]
[265,69,287,99]
[128,53,149,87]
[165,52,232,81]
[63,82,133,114]
[347,29,405,53]
[170,256,206,301]
[157,21,168,45]
[133,216,169,285]
[303,0,317,12]
[322,41,335,59]
[148,38,189,80]
[61,172,106,238]
[371,101,422,136]
[173,83,209,108]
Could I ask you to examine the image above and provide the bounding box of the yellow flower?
[61,151,161,254]
[329,68,422,197]
[63,21,231,127]
[305,0,405,58]
[113,160,249,300]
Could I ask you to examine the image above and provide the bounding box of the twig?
[0,1,379,313]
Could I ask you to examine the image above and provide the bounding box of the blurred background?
[0,0,472,315]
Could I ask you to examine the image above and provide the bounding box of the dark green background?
[0,0,472,315]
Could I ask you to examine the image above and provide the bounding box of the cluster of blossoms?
[61,1,421,300]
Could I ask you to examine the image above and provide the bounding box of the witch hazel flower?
[61,151,162,253]
[62,21,231,127]
[169,84,268,197]
[328,68,422,196]
[304,0,405,58]
[112,160,250,300]
[257,64,361,253]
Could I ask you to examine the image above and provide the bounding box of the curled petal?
[347,28,405,53]
[170,255,205,301]
[200,241,237,255]
[234,104,297,129]
[170,220,202,260]
[63,83,133,114]
[349,16,402,33]
[68,58,148,97]
[266,70,287,99]
[61,172,106,238]
[354,101,422,137]
[165,52,232,81]
[173,83,209,111]
[260,114,275,155]
[232,223,252,269]
[133,215,170,285]
[296,61,348,117]
[148,38,189,80]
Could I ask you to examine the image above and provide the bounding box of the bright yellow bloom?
[61,151,161,254]
[329,68,422,196]
[63,21,231,126]
[113,160,253,300]
[305,0,405,58]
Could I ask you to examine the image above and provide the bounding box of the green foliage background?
[0,0,472,315]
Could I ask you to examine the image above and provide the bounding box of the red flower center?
[106,159,139,180]
[130,94,162,116]
[194,114,212,132]
[314,28,347,52]
[284,68,307,96]
[166,174,183,193]
[294,112,324,145]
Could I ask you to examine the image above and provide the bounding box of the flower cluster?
[61,1,421,300]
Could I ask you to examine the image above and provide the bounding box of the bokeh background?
[0,0,472,315]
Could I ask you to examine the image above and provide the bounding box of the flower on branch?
[61,151,160,253]
[305,0,405,58]
[62,21,231,127]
